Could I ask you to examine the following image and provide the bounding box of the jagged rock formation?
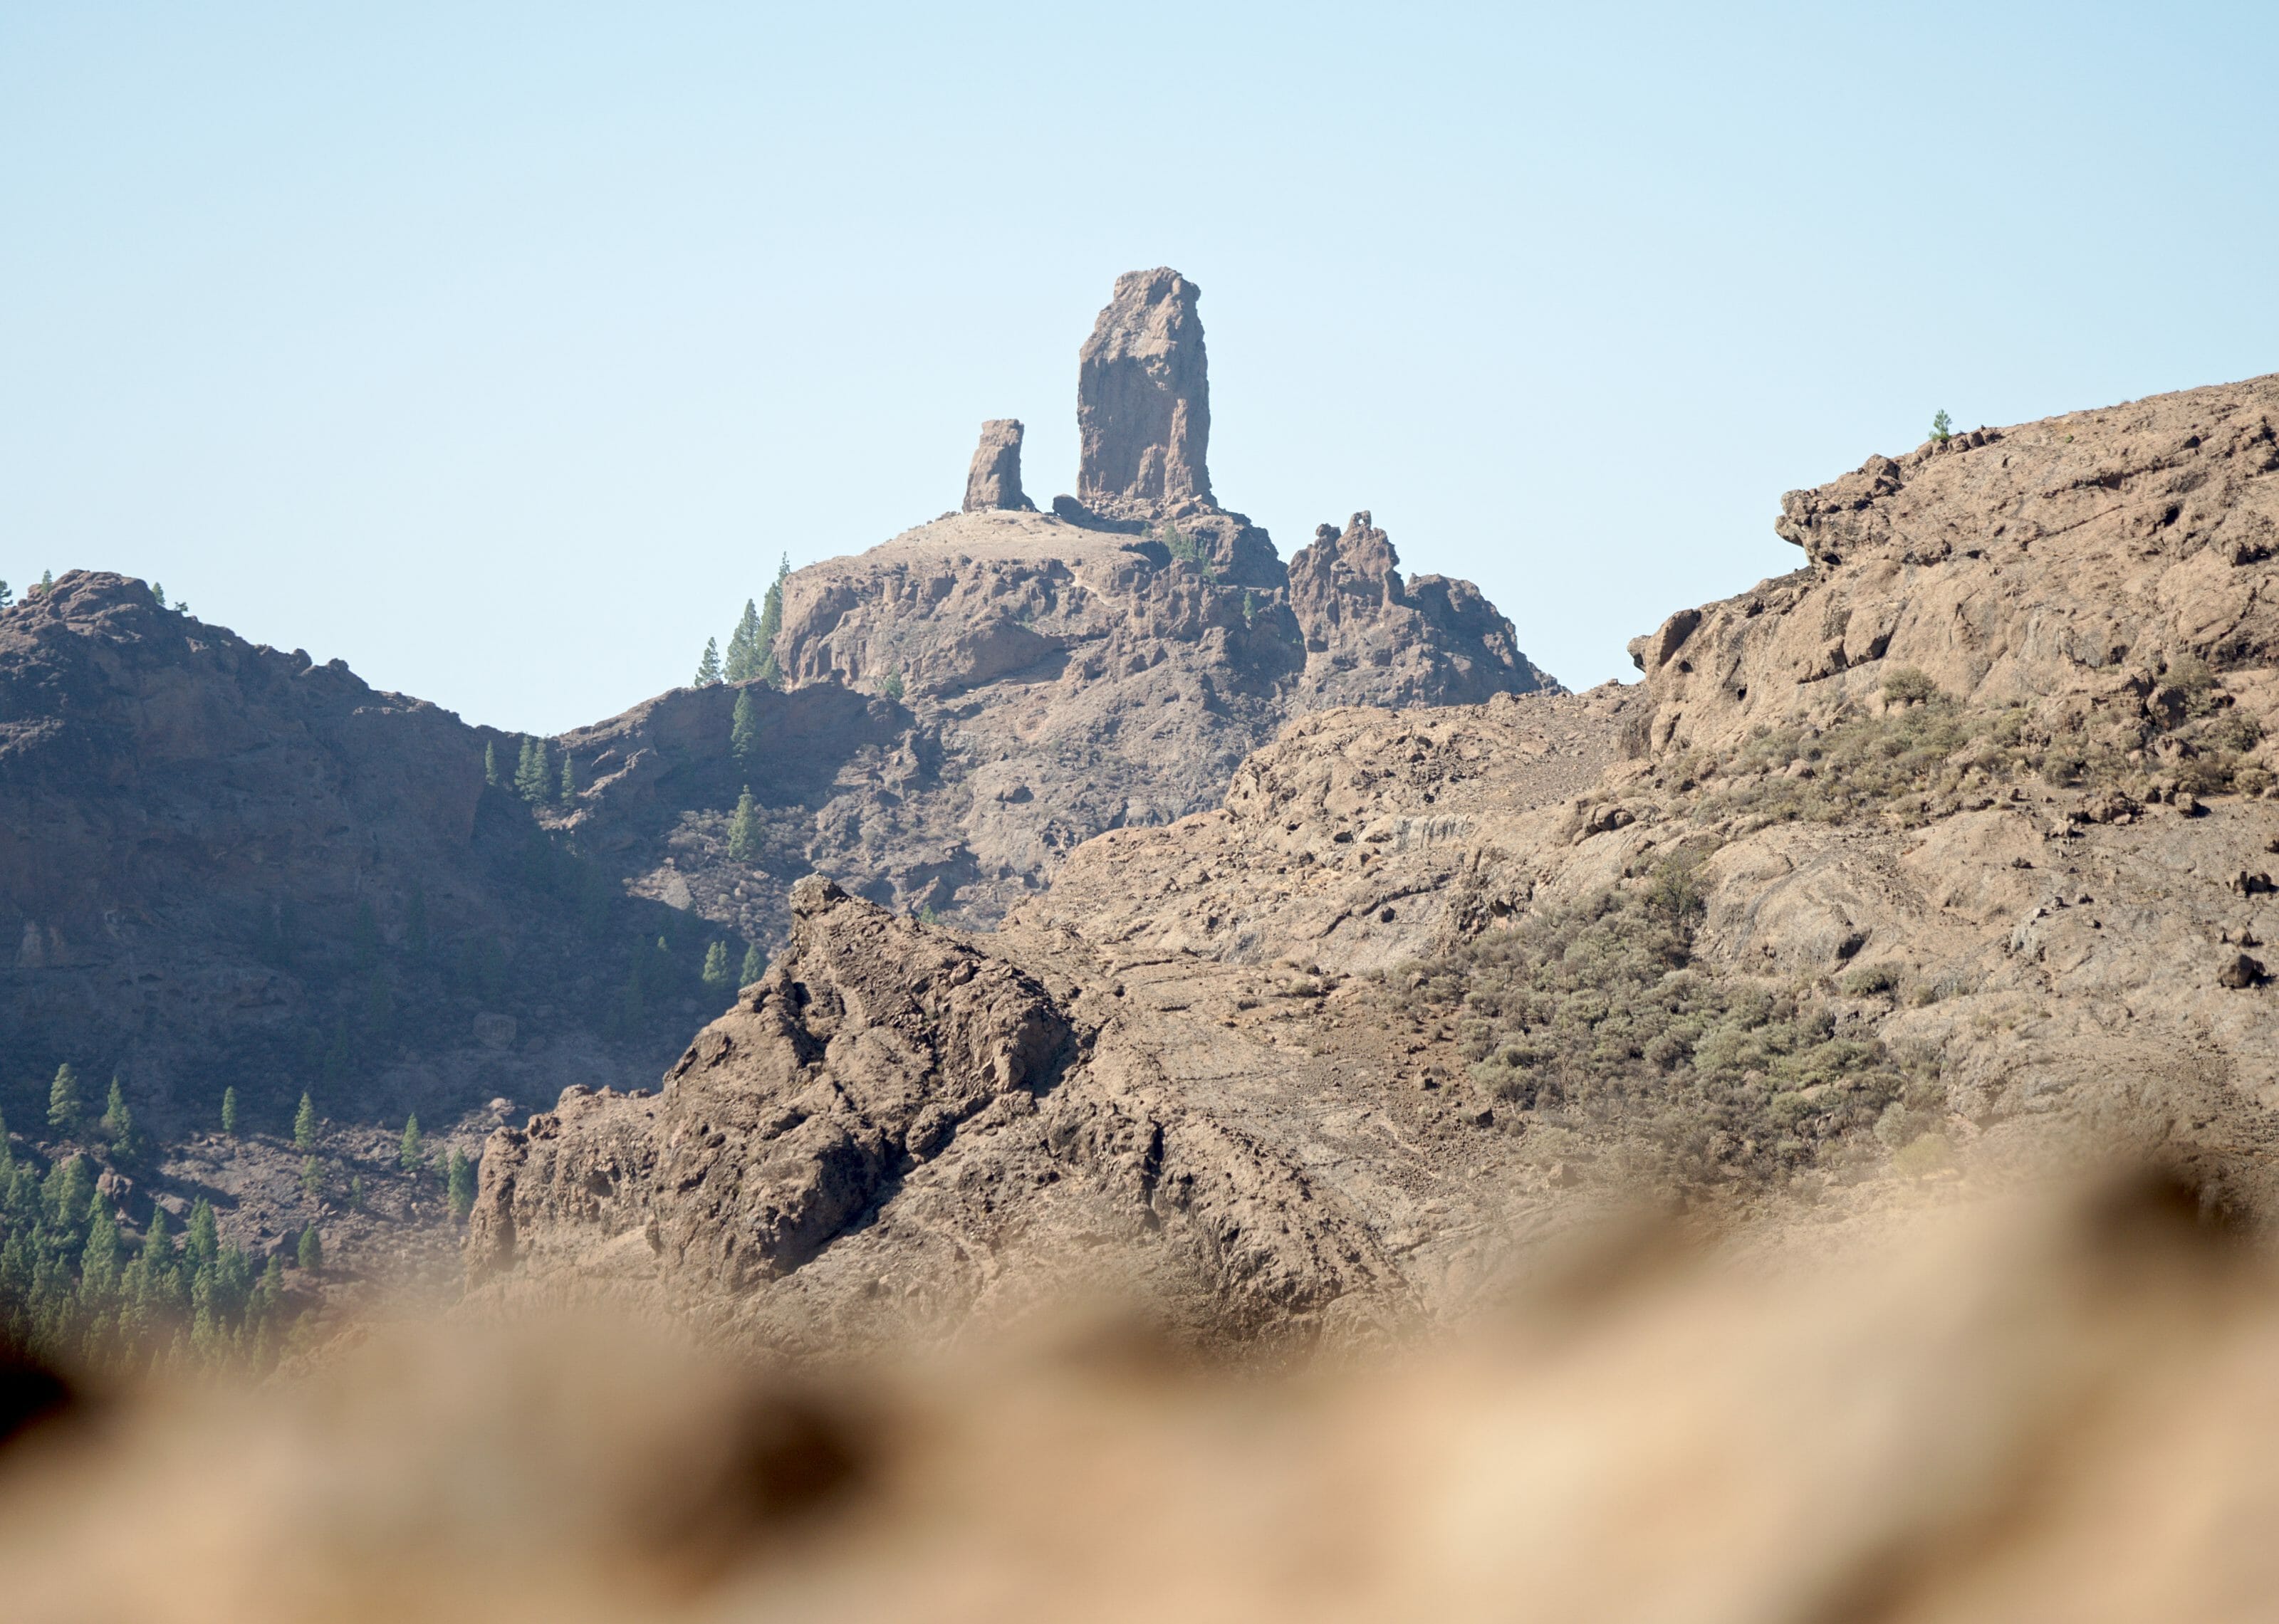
[471,874,1409,1348]
[1289,512,1551,708]
[574,272,1550,938]
[961,418,1032,513]
[1075,267,1212,514]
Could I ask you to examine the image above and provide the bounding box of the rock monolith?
[1076,268,1212,512]
[962,418,1033,512]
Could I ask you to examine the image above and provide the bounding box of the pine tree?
[514,735,551,803]
[102,1075,138,1159]
[293,1092,317,1153]
[152,583,167,609]
[741,942,765,987]
[45,1155,94,1235]
[728,787,760,862]
[729,690,758,767]
[558,750,577,805]
[300,1156,323,1203]
[80,1205,123,1304]
[694,637,722,686]
[702,941,731,994]
[756,554,790,686]
[186,1199,219,1272]
[34,570,53,597]
[0,581,12,609]
[484,740,501,787]
[398,1114,423,1173]
[723,599,761,683]
[220,1086,239,1136]
[447,1149,475,1222]
[142,1205,172,1261]
[47,1063,80,1133]
[296,1225,322,1274]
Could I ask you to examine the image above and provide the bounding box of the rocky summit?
[563,269,1550,945]
[1075,266,1213,515]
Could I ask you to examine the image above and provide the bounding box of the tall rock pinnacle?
[963,419,1033,512]
[1076,268,1212,511]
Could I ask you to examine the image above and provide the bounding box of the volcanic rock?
[1076,267,1213,515]
[961,419,1033,513]
[0,573,694,1142]
[1288,512,1553,708]
[471,875,1407,1348]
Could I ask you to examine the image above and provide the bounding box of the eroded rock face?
[471,875,1404,1348]
[962,419,1033,513]
[1289,512,1554,708]
[1629,374,2279,758]
[1077,267,1212,513]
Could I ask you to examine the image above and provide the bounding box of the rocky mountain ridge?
[478,372,2279,1349]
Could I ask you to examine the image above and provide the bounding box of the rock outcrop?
[471,874,1408,1348]
[961,418,1032,513]
[1076,267,1212,514]
[1289,512,1553,708]
[568,274,1551,936]
[1629,375,2279,759]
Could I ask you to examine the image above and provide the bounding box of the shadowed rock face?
[0,572,702,1257]
[961,419,1032,513]
[1077,268,1212,513]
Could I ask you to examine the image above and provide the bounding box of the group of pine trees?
[0,1107,301,1374]
[0,1057,504,1369]
[695,555,790,688]
[393,1113,477,1222]
[43,1063,150,1165]
[486,735,577,807]
[699,938,764,997]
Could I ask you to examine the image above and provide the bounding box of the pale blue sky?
[4,4,2273,733]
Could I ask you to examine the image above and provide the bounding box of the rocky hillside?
[479,374,2279,1348]
[0,573,735,1282]
[0,270,1550,1334]
[570,269,1553,941]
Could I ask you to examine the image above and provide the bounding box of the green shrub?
[1399,885,1924,1186]
[1882,667,1940,706]
[1840,963,1899,997]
